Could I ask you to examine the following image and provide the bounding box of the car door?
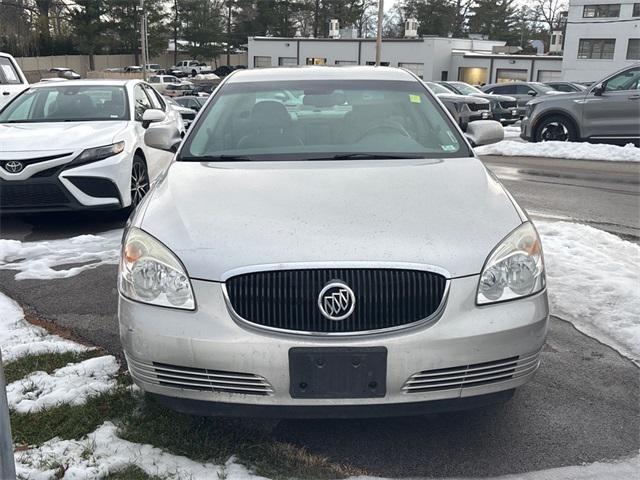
[514,85,538,107]
[581,66,640,140]
[0,56,27,110]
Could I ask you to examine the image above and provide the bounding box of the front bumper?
[520,116,534,141]
[120,274,549,416]
[0,151,130,213]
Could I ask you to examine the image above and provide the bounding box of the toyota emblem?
[318,281,356,321]
[4,160,24,173]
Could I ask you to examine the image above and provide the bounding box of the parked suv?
[0,52,29,110]
[424,81,491,131]
[521,64,640,143]
[481,82,562,110]
[438,81,520,124]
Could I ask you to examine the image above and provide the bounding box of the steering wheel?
[357,120,411,142]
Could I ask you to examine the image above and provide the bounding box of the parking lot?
[1,153,638,478]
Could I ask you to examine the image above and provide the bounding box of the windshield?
[180,80,469,161]
[0,85,129,123]
[451,82,482,95]
[531,82,555,93]
[424,82,451,95]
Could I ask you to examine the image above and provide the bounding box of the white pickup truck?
[0,52,29,110]
[172,60,212,77]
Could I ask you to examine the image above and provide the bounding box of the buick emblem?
[4,160,24,173]
[318,281,356,321]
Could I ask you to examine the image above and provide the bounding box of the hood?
[528,90,586,107]
[0,121,129,152]
[470,93,516,102]
[436,93,488,105]
[138,158,523,281]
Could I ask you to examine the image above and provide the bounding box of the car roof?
[225,66,416,83]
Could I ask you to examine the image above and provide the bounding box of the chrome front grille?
[402,351,540,393]
[499,100,517,109]
[127,356,274,396]
[225,268,448,334]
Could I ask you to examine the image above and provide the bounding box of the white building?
[248,36,564,84]
[562,0,640,81]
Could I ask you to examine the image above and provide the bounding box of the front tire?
[130,155,149,209]
[535,115,577,142]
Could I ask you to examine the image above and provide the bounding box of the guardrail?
[0,349,16,480]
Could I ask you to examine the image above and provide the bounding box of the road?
[482,155,640,241]
[0,155,638,477]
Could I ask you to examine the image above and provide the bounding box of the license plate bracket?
[289,347,387,399]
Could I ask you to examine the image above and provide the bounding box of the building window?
[634,4,640,17]
[366,61,390,66]
[335,60,358,65]
[583,4,620,18]
[398,62,424,78]
[628,39,640,60]
[278,57,297,66]
[496,68,528,83]
[551,34,557,45]
[306,57,327,65]
[578,39,616,59]
[253,56,271,68]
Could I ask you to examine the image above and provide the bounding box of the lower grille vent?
[402,351,540,393]
[127,356,273,396]
[0,182,68,207]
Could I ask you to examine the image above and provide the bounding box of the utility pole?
[174,0,179,67]
[139,0,147,81]
[0,350,16,480]
[227,0,232,67]
[375,0,384,65]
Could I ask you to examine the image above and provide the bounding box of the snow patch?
[7,355,119,413]
[0,229,122,280]
[536,221,640,363]
[0,292,88,363]
[476,140,640,162]
[503,125,521,139]
[15,421,267,480]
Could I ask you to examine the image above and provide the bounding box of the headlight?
[74,141,125,166]
[118,227,195,310]
[477,222,545,305]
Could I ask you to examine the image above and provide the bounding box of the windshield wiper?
[178,154,253,162]
[308,153,422,161]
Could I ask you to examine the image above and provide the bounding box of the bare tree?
[531,0,567,33]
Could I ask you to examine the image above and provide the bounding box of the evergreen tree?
[70,0,106,70]
[468,0,518,44]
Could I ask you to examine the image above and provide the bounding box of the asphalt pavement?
[0,154,638,477]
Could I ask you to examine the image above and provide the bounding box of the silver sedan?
[118,66,549,418]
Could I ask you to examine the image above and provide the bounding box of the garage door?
[537,70,562,82]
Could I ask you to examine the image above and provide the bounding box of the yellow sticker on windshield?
[409,94,421,103]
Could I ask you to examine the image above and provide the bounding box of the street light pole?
[375,0,384,66]
[0,349,16,480]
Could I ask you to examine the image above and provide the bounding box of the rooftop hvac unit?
[405,18,418,38]
[329,19,340,38]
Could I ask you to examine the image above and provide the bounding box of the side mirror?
[527,90,536,96]
[593,83,605,96]
[141,109,166,129]
[144,123,182,152]
[465,120,504,147]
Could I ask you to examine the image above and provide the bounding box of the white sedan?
[0,79,184,213]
